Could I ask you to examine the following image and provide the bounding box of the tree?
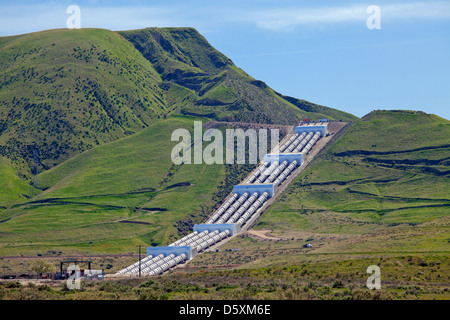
[31,260,56,279]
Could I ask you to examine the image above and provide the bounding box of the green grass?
[0,157,39,209]
[0,116,228,255]
[38,117,190,197]
[1,254,448,299]
[330,110,450,154]
[203,83,237,104]
[235,110,450,262]
[0,26,357,205]
[0,28,166,173]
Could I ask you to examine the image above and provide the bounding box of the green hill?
[0,27,357,179]
[0,156,39,209]
[0,116,231,255]
[222,110,449,268]
[0,28,167,175]
[119,28,357,124]
[5,27,447,271]
[0,114,263,256]
[0,27,358,256]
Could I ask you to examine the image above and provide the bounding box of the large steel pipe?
[216,192,249,223]
[254,161,279,184]
[177,230,210,246]
[246,161,270,184]
[264,160,288,183]
[273,160,298,186]
[206,193,239,223]
[278,133,299,153]
[236,192,269,227]
[141,253,176,274]
[169,231,199,247]
[195,229,231,252]
[300,132,321,154]
[285,132,307,153]
[146,253,187,276]
[227,192,259,223]
[292,132,313,153]
[117,254,154,274]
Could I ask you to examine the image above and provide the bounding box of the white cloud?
[82,6,180,30]
[251,4,366,31]
[1,1,450,36]
[382,2,450,19]
[249,1,450,31]
[0,4,188,36]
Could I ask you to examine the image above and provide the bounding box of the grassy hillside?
[0,28,166,175]
[0,116,225,255]
[0,115,263,256]
[332,110,450,154]
[119,28,358,124]
[0,27,357,180]
[2,26,360,258]
[0,27,357,257]
[261,110,449,235]
[188,110,449,271]
[0,156,39,210]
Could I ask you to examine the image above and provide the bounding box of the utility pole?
[89,242,92,262]
[138,245,141,277]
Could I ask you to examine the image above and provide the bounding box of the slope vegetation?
[0,116,224,255]
[262,110,449,234]
[0,27,357,179]
[0,28,166,174]
[0,115,263,256]
[191,110,449,270]
[119,28,357,124]
[0,26,357,257]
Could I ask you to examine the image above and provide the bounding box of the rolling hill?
[0,28,167,174]
[0,27,447,297]
[0,26,358,258]
[0,114,265,256]
[263,110,449,232]
[195,110,449,270]
[0,27,357,180]
[0,116,217,255]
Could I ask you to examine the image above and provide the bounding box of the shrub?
[5,281,23,289]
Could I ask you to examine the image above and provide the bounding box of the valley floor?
[0,252,448,300]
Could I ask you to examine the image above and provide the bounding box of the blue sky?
[1,0,449,119]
